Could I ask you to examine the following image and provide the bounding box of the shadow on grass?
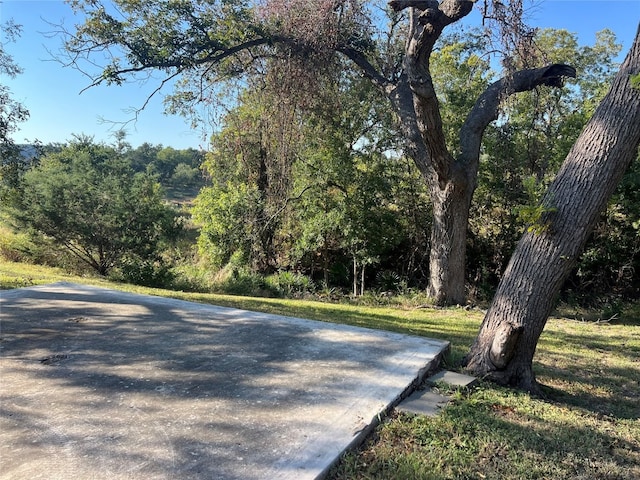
[329,385,640,480]
[535,323,640,420]
[434,390,640,479]
[536,364,639,420]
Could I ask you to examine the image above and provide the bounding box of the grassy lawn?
[2,260,639,479]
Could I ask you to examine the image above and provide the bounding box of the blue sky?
[2,0,639,150]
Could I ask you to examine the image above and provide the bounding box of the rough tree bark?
[463,26,640,393]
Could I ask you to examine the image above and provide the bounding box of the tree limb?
[338,46,392,92]
[86,37,273,88]
[388,75,434,182]
[459,63,577,166]
[400,0,477,188]
[389,0,439,11]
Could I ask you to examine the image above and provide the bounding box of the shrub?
[265,271,315,297]
[9,140,181,277]
[216,266,273,296]
[111,257,175,289]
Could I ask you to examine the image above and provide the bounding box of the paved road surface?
[0,283,448,479]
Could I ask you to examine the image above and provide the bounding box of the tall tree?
[193,87,301,271]
[289,77,415,293]
[59,0,575,304]
[193,71,421,290]
[464,26,640,393]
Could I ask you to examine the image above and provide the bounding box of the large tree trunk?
[464,26,640,393]
[387,76,473,306]
[384,74,464,304]
[346,3,576,306]
[427,177,473,305]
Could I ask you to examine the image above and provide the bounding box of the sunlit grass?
[332,384,639,479]
[0,260,106,289]
[2,260,639,479]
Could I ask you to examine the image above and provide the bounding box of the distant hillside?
[18,144,39,159]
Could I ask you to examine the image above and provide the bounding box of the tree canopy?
[57,0,580,305]
[1,19,30,191]
[11,139,181,277]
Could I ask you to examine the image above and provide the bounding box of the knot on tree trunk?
[489,323,524,369]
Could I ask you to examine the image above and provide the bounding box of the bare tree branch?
[338,46,392,92]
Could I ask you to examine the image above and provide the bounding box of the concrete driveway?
[0,282,448,479]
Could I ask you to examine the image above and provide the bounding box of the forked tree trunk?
[464,26,640,393]
[346,2,576,306]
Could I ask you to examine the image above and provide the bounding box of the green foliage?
[6,140,181,277]
[192,71,431,291]
[292,119,411,291]
[43,3,638,303]
[112,256,176,288]
[298,75,432,290]
[265,271,315,297]
[66,0,268,121]
[468,28,624,299]
[1,19,30,188]
[57,0,638,306]
[0,222,46,264]
[0,225,95,274]
[193,88,301,273]
[123,142,205,187]
[188,26,635,302]
[430,30,492,152]
[568,155,640,300]
[212,264,274,297]
[374,270,408,294]
[514,176,557,234]
[631,73,640,90]
[192,182,261,268]
[170,162,201,188]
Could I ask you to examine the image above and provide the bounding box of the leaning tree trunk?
[464,26,640,393]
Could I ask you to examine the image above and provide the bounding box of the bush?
[216,266,273,296]
[169,261,214,292]
[265,271,315,297]
[111,257,175,288]
[8,140,181,277]
[375,270,405,293]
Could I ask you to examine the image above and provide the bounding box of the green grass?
[2,260,639,479]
